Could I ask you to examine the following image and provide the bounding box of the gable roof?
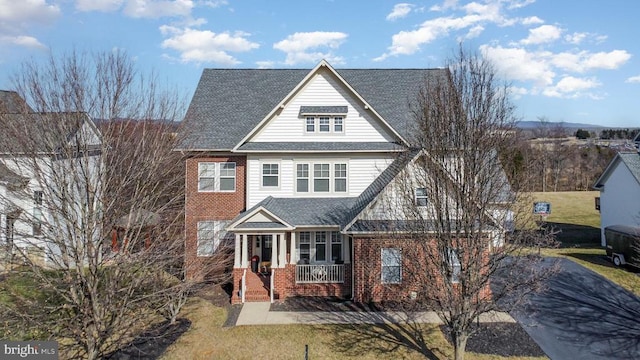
[0,90,33,113]
[178,62,446,151]
[593,152,640,189]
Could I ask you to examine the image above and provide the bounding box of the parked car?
[604,225,640,268]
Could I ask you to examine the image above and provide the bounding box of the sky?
[0,0,638,128]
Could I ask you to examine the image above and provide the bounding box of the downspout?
[350,235,355,301]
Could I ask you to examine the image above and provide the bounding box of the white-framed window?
[297,231,343,263]
[447,248,461,283]
[198,163,216,191]
[331,231,342,262]
[314,164,330,192]
[296,164,309,193]
[262,163,279,187]
[304,116,346,134]
[197,220,229,256]
[306,117,315,132]
[334,164,347,192]
[198,162,236,192]
[315,232,327,261]
[298,231,311,263]
[381,248,401,284]
[415,187,427,206]
[219,163,236,191]
[319,117,330,132]
[334,117,343,132]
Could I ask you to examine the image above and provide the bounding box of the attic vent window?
[301,106,347,134]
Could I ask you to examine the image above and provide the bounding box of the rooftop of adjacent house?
[0,90,33,113]
[594,151,640,188]
[0,162,26,187]
[178,66,448,151]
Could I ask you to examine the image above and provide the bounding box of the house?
[593,151,640,246]
[178,60,510,304]
[0,91,102,268]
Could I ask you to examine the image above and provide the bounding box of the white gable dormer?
[235,61,406,148]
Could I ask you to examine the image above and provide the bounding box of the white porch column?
[279,233,287,268]
[241,234,249,268]
[271,234,279,268]
[290,231,297,264]
[234,234,241,268]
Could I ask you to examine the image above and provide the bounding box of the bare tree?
[365,47,557,360]
[0,50,228,359]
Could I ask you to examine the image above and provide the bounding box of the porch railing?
[295,264,344,284]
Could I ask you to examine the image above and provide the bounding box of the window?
[198,163,216,191]
[334,164,347,192]
[334,117,343,132]
[415,188,427,206]
[33,208,42,236]
[319,117,330,132]
[381,248,401,284]
[262,163,279,187]
[314,164,330,192]
[198,162,236,192]
[219,163,236,191]
[447,248,461,283]
[306,117,315,132]
[296,164,309,192]
[197,221,228,256]
[34,190,43,205]
[298,232,311,263]
[331,231,342,262]
[315,232,326,262]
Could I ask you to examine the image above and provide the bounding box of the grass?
[160,297,545,360]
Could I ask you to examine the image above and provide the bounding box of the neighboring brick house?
[177,60,510,304]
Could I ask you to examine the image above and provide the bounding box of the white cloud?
[542,76,601,98]
[75,0,124,12]
[386,3,414,21]
[197,0,227,8]
[507,0,536,9]
[465,25,484,39]
[124,0,193,18]
[430,0,457,12]
[521,16,544,25]
[550,49,631,73]
[0,34,46,49]
[273,31,347,65]
[480,45,555,87]
[256,60,275,69]
[520,24,562,45]
[625,75,640,83]
[160,26,259,65]
[0,0,60,30]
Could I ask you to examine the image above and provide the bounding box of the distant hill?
[516,121,606,129]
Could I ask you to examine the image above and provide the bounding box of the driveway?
[511,258,640,360]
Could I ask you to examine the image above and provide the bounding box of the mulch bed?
[440,323,546,357]
[270,296,405,312]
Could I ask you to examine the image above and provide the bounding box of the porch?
[231,232,352,304]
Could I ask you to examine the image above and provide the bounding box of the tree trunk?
[453,332,469,360]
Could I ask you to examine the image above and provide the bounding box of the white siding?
[250,69,396,143]
[246,154,395,207]
[599,162,640,246]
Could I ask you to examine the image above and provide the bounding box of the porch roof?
[230,196,357,230]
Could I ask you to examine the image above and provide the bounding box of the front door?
[260,235,272,262]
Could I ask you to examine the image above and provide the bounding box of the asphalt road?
[511,258,640,360]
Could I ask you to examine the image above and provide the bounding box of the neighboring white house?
[593,151,640,246]
[0,90,102,268]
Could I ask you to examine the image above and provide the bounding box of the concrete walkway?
[235,302,515,326]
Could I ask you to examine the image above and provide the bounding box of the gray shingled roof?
[299,106,347,115]
[620,152,640,185]
[231,196,357,228]
[236,142,404,152]
[178,67,446,151]
[0,162,27,187]
[0,90,33,113]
